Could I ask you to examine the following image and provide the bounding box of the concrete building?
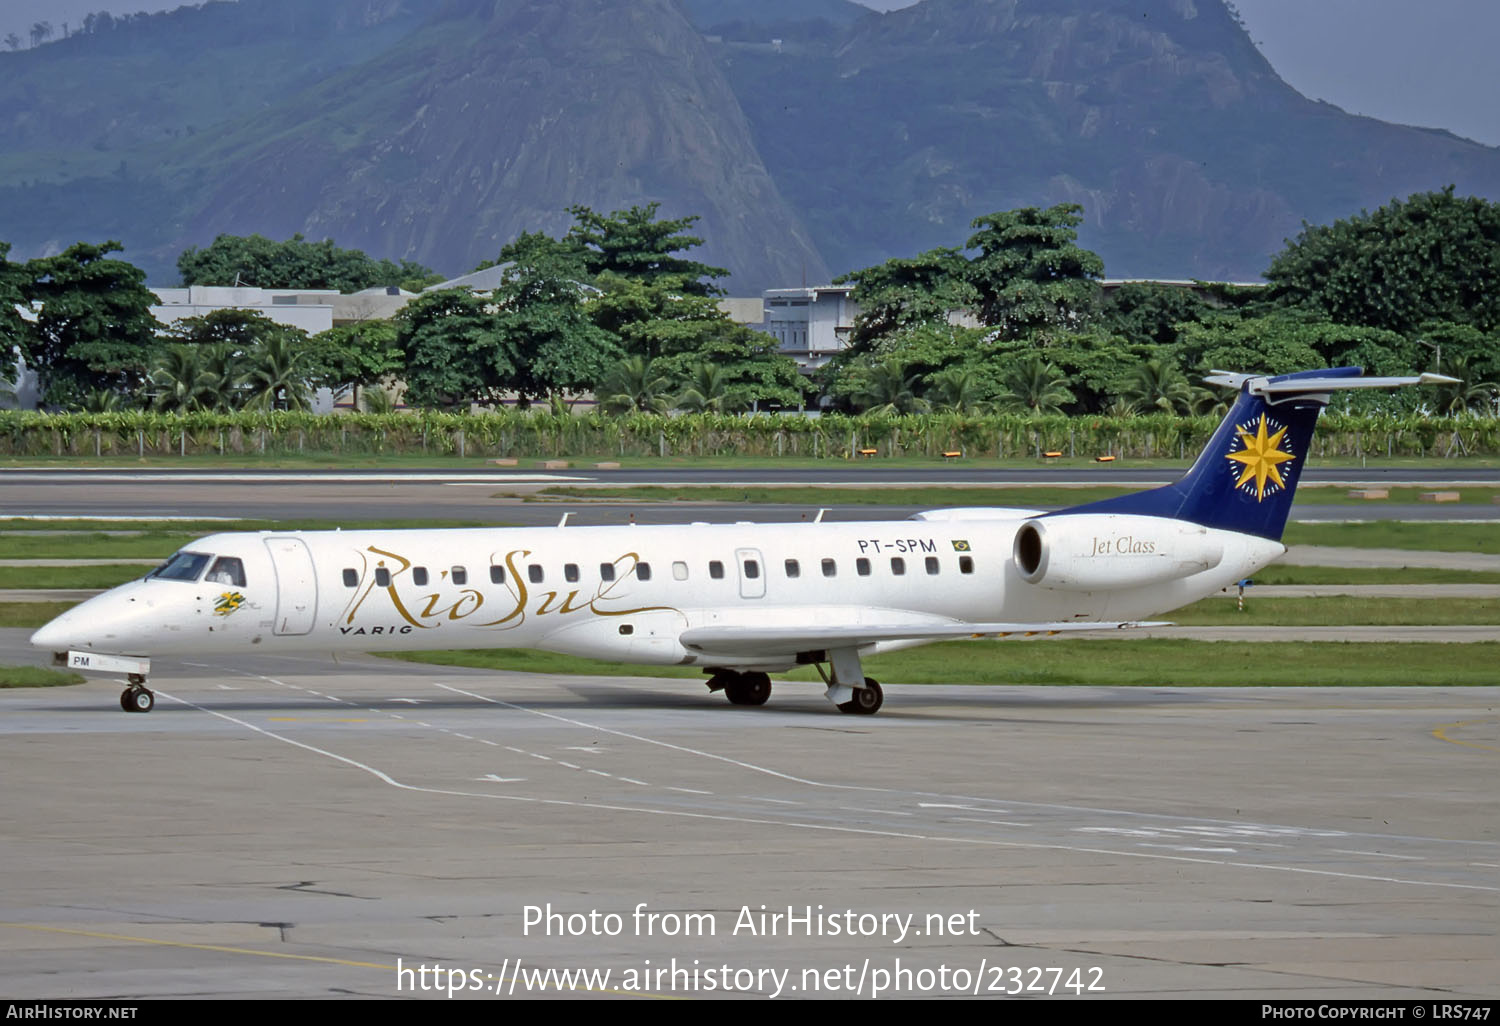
[151,285,336,336]
[758,285,858,372]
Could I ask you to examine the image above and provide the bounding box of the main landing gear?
[119,673,155,714]
[704,664,884,716]
[707,670,772,706]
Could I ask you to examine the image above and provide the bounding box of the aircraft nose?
[30,613,79,651]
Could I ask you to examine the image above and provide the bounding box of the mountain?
[0,0,828,291]
[1,0,1498,288]
[713,0,1500,280]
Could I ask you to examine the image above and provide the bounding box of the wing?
[678,620,1165,659]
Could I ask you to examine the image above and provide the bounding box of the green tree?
[599,356,673,414]
[1120,358,1194,414]
[924,366,993,413]
[21,241,160,407]
[996,356,1074,414]
[0,242,29,388]
[674,363,729,413]
[964,204,1104,338]
[1265,187,1500,334]
[1174,316,1326,378]
[394,289,512,409]
[835,247,979,348]
[160,308,290,351]
[241,331,314,411]
[1427,355,1498,416]
[150,344,233,412]
[304,320,405,411]
[841,358,929,415]
[1100,281,1215,347]
[566,204,728,295]
[177,233,436,293]
[1411,321,1500,381]
[492,232,620,401]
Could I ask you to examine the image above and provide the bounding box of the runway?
[1,630,1495,999]
[3,468,1498,524]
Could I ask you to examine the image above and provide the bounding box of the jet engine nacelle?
[1013,514,1224,590]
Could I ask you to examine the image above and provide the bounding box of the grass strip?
[1249,565,1500,585]
[0,602,80,628]
[0,664,86,688]
[0,565,148,590]
[1282,522,1500,554]
[1164,596,1500,626]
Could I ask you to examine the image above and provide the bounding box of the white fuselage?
[31,514,1284,672]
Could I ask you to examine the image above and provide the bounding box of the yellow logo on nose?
[214,591,245,617]
[1226,414,1296,501]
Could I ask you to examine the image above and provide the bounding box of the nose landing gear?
[120,674,155,713]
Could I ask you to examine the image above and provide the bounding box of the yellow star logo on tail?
[1225,414,1296,501]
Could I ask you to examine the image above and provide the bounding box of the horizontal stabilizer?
[680,620,1165,657]
[1205,369,1460,394]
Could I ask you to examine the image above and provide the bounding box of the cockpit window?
[151,551,212,582]
[205,556,246,588]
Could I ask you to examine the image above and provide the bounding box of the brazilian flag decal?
[952,539,971,552]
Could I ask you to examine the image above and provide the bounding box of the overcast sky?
[4,0,1496,147]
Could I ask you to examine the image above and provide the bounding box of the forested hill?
[2,0,1498,288]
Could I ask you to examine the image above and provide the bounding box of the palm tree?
[849,358,928,415]
[241,334,312,411]
[996,356,1073,414]
[674,363,729,413]
[1121,358,1193,414]
[925,367,990,413]
[150,345,227,412]
[1430,356,1498,416]
[362,386,398,414]
[599,356,672,414]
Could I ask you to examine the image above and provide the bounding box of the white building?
[151,285,336,335]
[758,285,858,373]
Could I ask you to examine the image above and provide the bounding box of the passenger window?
[206,556,246,587]
[891,557,906,576]
[784,559,800,578]
[342,568,358,588]
[673,561,689,581]
[743,559,759,579]
[413,567,429,586]
[565,564,580,583]
[452,566,467,585]
[636,562,652,582]
[926,556,940,575]
[709,561,724,580]
[821,558,836,578]
[600,563,616,582]
[375,567,391,587]
[959,556,974,574]
[490,565,506,584]
[856,557,870,577]
[528,564,544,584]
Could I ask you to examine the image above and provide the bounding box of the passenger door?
[264,537,318,636]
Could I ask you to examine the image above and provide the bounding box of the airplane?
[30,367,1453,716]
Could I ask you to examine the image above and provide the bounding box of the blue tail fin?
[1054,367,1365,541]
